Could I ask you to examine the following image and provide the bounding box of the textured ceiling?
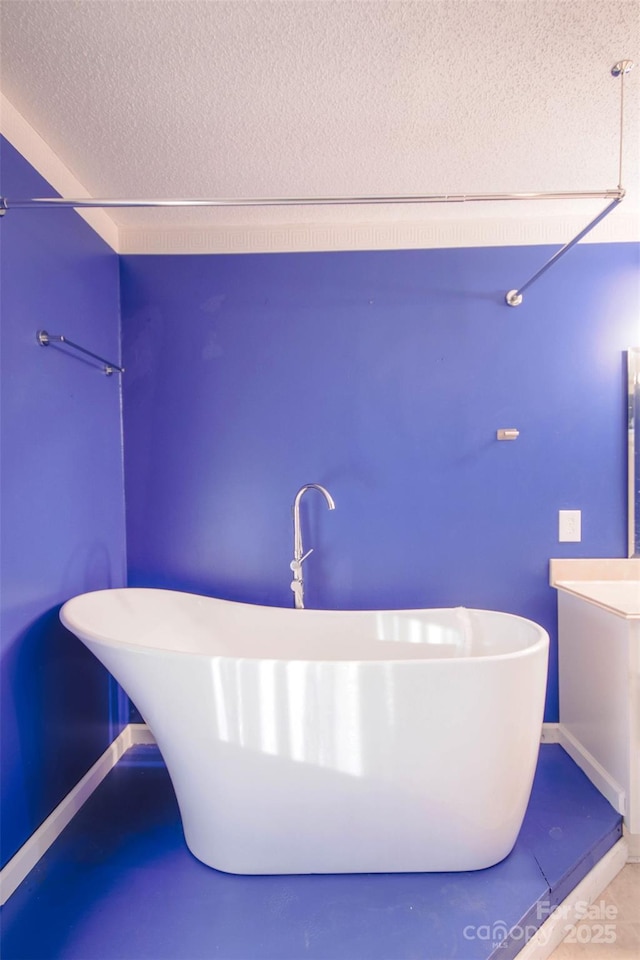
[0,0,638,248]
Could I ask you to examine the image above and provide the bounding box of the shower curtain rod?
[0,60,633,305]
[0,188,625,210]
[0,187,626,307]
[0,188,625,308]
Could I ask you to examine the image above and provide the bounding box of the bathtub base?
[169,722,538,875]
[183,831,518,876]
[181,790,523,874]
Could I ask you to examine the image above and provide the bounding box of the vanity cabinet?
[551,559,640,857]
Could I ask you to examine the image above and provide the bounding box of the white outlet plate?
[559,510,581,542]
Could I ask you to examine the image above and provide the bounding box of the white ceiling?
[0,0,638,253]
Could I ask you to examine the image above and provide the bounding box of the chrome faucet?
[290,483,335,609]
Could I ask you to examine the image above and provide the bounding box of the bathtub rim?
[60,586,550,666]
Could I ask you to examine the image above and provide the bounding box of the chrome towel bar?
[37,330,124,376]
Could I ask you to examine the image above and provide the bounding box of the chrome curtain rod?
[0,188,625,210]
[1,60,633,306]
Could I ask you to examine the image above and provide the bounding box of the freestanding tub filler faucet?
[290,483,335,609]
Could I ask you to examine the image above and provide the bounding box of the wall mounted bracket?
[506,59,633,306]
[504,194,624,307]
[37,330,124,376]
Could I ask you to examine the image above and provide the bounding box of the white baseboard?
[555,723,626,816]
[541,723,560,743]
[623,827,640,861]
[128,723,156,746]
[0,723,153,905]
[514,838,629,960]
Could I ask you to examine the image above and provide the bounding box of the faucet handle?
[290,549,313,572]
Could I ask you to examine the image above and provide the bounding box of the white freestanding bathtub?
[60,588,549,875]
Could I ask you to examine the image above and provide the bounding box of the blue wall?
[121,244,639,723]
[1,130,637,867]
[0,139,127,867]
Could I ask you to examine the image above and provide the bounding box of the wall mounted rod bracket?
[505,194,624,306]
[506,61,632,306]
[37,329,124,375]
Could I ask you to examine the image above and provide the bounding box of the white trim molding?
[556,723,627,816]
[541,723,561,744]
[623,827,640,861]
[0,723,153,905]
[0,94,119,252]
[117,208,639,255]
[2,97,638,256]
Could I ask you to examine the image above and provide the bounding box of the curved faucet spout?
[293,483,335,560]
[291,483,335,609]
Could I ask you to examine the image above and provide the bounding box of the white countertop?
[550,559,640,619]
[553,579,640,619]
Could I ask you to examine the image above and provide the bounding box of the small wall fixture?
[497,429,520,441]
[37,330,124,376]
